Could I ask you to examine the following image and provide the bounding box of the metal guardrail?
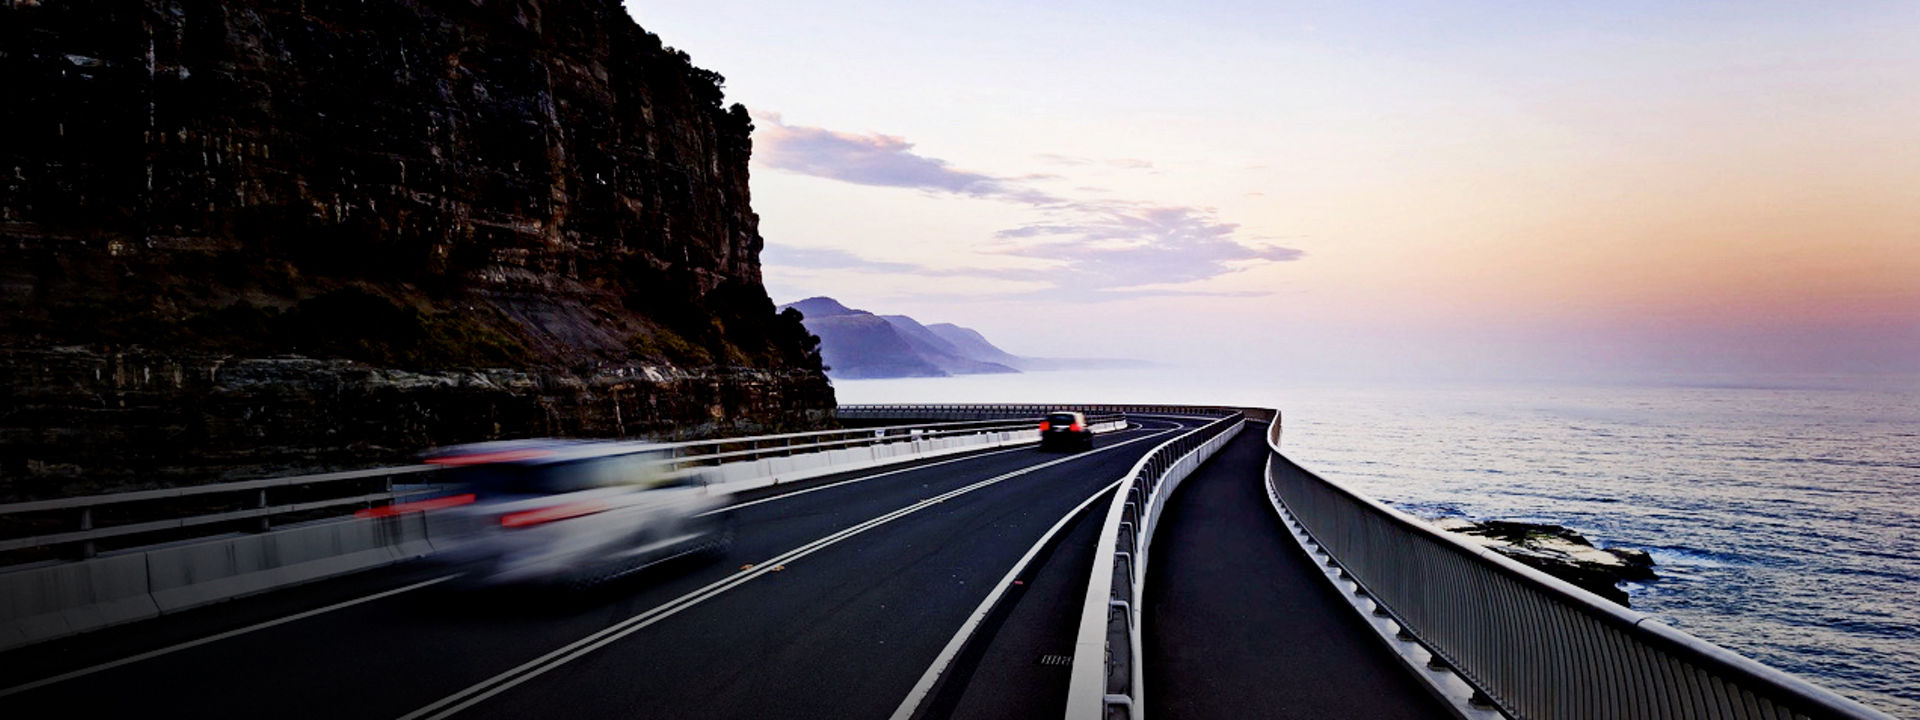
[0,416,1057,564]
[1261,427,1896,720]
[837,404,1256,421]
[1065,410,1247,720]
[0,465,447,558]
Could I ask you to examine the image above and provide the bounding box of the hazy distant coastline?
[779,297,1152,379]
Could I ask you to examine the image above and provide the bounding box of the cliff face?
[0,0,832,498]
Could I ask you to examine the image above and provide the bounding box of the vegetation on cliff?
[0,0,831,495]
[1,0,817,373]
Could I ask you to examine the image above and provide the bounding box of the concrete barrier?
[0,419,1126,651]
[0,553,158,650]
[699,427,1077,495]
[145,522,397,613]
[0,512,442,652]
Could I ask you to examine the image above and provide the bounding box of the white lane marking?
[698,422,1162,517]
[0,575,455,699]
[888,477,1124,720]
[0,420,1173,704]
[696,446,1026,517]
[396,427,1179,720]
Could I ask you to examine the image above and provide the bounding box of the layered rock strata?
[0,0,831,498]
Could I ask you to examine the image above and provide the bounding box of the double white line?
[398,427,1177,720]
[887,476,1124,720]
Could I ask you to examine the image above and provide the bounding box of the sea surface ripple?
[835,372,1920,717]
[1276,383,1920,718]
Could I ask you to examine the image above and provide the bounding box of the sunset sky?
[627,1,1920,384]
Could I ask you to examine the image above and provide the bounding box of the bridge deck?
[3,419,1457,719]
[1146,427,1450,718]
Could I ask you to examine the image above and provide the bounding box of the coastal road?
[0,418,1198,719]
[1146,427,1449,719]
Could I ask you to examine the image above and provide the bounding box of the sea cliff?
[0,0,832,499]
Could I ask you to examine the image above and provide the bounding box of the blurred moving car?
[377,439,733,588]
[1039,411,1095,451]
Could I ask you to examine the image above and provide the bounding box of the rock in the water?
[1431,517,1657,607]
[1606,547,1658,581]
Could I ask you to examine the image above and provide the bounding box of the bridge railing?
[1261,429,1895,720]
[0,415,1056,566]
[1065,408,1247,720]
[837,403,1256,421]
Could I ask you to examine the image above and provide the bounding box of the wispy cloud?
[989,204,1304,290]
[754,112,1056,203]
[754,115,1304,297]
[760,245,933,274]
[761,245,996,280]
[763,244,1041,284]
[764,240,1279,302]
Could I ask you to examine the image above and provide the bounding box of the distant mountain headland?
[0,0,832,498]
[779,297,1151,379]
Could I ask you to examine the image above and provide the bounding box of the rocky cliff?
[0,0,832,499]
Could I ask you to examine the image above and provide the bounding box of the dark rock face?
[5,349,828,499]
[1435,518,1658,607]
[0,0,832,498]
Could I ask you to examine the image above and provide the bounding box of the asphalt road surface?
[2,416,1451,719]
[1,418,1196,719]
[1145,428,1448,719]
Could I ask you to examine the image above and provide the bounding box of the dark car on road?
[1039,411,1095,451]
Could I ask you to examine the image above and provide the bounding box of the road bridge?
[0,407,1894,720]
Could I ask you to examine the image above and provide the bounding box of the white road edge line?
[887,477,1125,720]
[397,427,1180,720]
[0,574,456,699]
[0,420,1166,703]
[698,422,1155,517]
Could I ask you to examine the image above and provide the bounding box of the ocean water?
[836,371,1920,717]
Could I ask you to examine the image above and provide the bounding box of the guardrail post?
[78,507,96,559]
[255,489,270,532]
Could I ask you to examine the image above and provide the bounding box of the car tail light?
[425,449,555,466]
[1071,422,1084,432]
[500,501,609,529]
[356,493,477,518]
[1039,421,1051,431]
